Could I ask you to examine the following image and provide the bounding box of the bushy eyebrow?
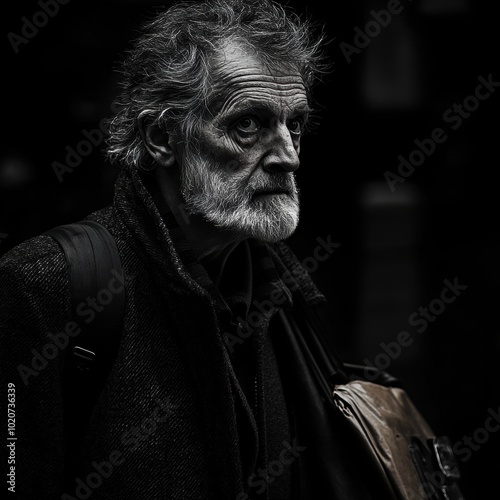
[219,99,313,121]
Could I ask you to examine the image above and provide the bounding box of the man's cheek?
[225,159,242,173]
[220,153,257,177]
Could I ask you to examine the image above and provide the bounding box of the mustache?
[248,173,298,196]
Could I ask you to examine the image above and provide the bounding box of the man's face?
[179,41,311,243]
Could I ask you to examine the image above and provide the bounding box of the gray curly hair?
[106,0,328,171]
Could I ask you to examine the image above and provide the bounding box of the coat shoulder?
[0,234,66,283]
[0,205,115,284]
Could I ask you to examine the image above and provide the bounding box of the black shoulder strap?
[46,220,125,372]
[45,220,125,481]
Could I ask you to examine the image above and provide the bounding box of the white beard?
[180,149,300,243]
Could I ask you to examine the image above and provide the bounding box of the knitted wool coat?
[1,164,332,500]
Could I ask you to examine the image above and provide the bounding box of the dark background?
[1,0,498,497]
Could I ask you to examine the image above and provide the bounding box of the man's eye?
[288,118,303,135]
[234,117,260,134]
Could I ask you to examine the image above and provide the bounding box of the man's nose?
[261,125,300,173]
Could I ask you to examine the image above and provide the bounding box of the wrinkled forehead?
[207,40,309,115]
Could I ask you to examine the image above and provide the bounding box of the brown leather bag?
[333,380,463,499]
[277,291,465,500]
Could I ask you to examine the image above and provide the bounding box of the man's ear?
[138,115,178,169]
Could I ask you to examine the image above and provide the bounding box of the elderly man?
[0,1,367,499]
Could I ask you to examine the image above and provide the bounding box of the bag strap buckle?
[430,436,461,481]
[72,346,96,372]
